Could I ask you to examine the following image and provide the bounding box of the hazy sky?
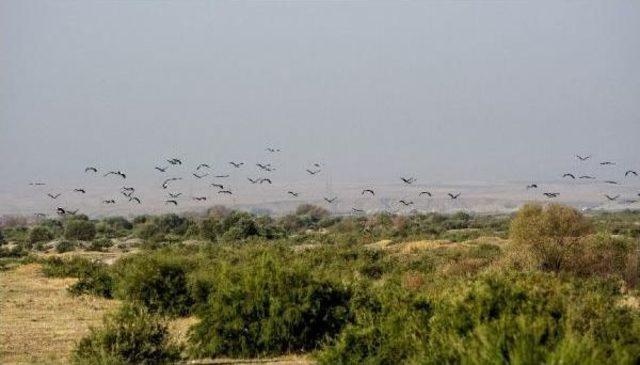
[1,1,639,192]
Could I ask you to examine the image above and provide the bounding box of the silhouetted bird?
[73,188,86,194]
[604,180,619,185]
[29,182,46,186]
[104,171,126,179]
[165,200,178,205]
[218,190,233,195]
[526,184,538,189]
[103,199,115,204]
[155,166,168,172]
[562,173,576,179]
[579,175,595,179]
[419,191,432,196]
[400,177,416,184]
[259,178,272,184]
[399,200,414,206]
[129,197,142,204]
[448,193,461,199]
[600,161,615,166]
[229,161,244,168]
[362,189,375,196]
[196,163,210,170]
[266,147,281,153]
[193,196,207,201]
[168,192,182,198]
[625,170,638,177]
[167,158,182,165]
[352,208,364,213]
[288,191,299,197]
[47,193,61,199]
[214,175,230,178]
[605,194,620,201]
[576,155,591,161]
[211,183,224,190]
[193,172,209,179]
[122,187,135,192]
[247,178,258,184]
[306,169,320,175]
[324,197,337,203]
[85,167,98,173]
[544,192,560,198]
[56,207,66,215]
[162,177,182,189]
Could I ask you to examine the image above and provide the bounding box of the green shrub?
[28,226,54,244]
[0,229,5,244]
[87,237,113,252]
[69,268,115,298]
[73,303,181,365]
[41,256,104,278]
[188,254,351,358]
[114,253,195,316]
[56,240,77,253]
[64,220,96,241]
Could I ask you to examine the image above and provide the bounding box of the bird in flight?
[214,174,230,178]
[29,182,46,186]
[399,200,414,206]
[104,171,126,179]
[259,178,272,184]
[576,155,591,161]
[121,191,133,198]
[287,191,299,197]
[562,173,576,179]
[168,192,182,198]
[625,170,638,177]
[306,169,321,175]
[165,200,178,205]
[103,199,116,204]
[229,161,244,168]
[362,189,375,196]
[34,213,47,218]
[85,167,98,173]
[56,207,67,215]
[122,186,135,192]
[162,177,182,189]
[604,180,619,185]
[419,191,432,197]
[193,196,207,201]
[155,166,168,173]
[543,192,560,198]
[196,163,210,170]
[167,158,182,165]
[600,161,616,166]
[211,183,224,190]
[526,184,538,190]
[193,172,209,179]
[73,188,86,194]
[266,147,281,153]
[604,194,620,201]
[218,190,233,195]
[47,193,61,199]
[247,178,258,184]
[129,197,142,204]
[352,208,364,213]
[448,193,461,199]
[324,197,337,203]
[579,175,595,179]
[400,177,416,185]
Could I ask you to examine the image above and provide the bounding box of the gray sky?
[1,1,639,194]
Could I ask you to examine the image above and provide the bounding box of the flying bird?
[29,182,46,186]
[104,171,126,179]
[526,184,538,190]
[129,197,142,204]
[247,178,258,184]
[167,158,182,165]
[193,172,209,179]
[73,188,86,194]
[543,192,560,198]
[121,191,133,198]
[193,196,207,201]
[259,178,272,184]
[448,193,461,199]
[266,147,281,153]
[85,167,98,173]
[399,200,414,206]
[576,155,591,161]
[218,190,233,195]
[625,170,638,177]
[162,177,182,189]
[103,199,116,204]
[214,175,230,178]
[604,180,619,185]
[352,208,365,213]
[229,161,244,168]
[600,161,616,166]
[324,197,337,203]
[287,191,299,197]
[604,194,620,201]
[56,207,66,215]
[211,183,224,190]
[155,166,168,172]
[562,173,575,179]
[168,192,182,198]
[122,186,135,192]
[47,193,61,199]
[362,189,375,196]
[579,175,595,179]
[196,163,211,170]
[419,191,432,197]
[165,200,178,205]
[34,213,47,218]
[400,177,416,184]
[306,169,320,175]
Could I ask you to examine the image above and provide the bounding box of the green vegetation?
[3,204,640,363]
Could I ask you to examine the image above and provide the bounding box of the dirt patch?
[0,264,119,364]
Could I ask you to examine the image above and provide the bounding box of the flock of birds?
[26,150,639,218]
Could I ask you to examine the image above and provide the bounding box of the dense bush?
[28,226,54,244]
[113,252,195,316]
[87,237,113,252]
[188,253,351,358]
[55,240,77,253]
[73,303,181,365]
[64,220,97,241]
[511,204,593,271]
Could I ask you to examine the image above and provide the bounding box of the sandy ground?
[0,264,119,364]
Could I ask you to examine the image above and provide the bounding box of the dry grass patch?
[0,264,119,364]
